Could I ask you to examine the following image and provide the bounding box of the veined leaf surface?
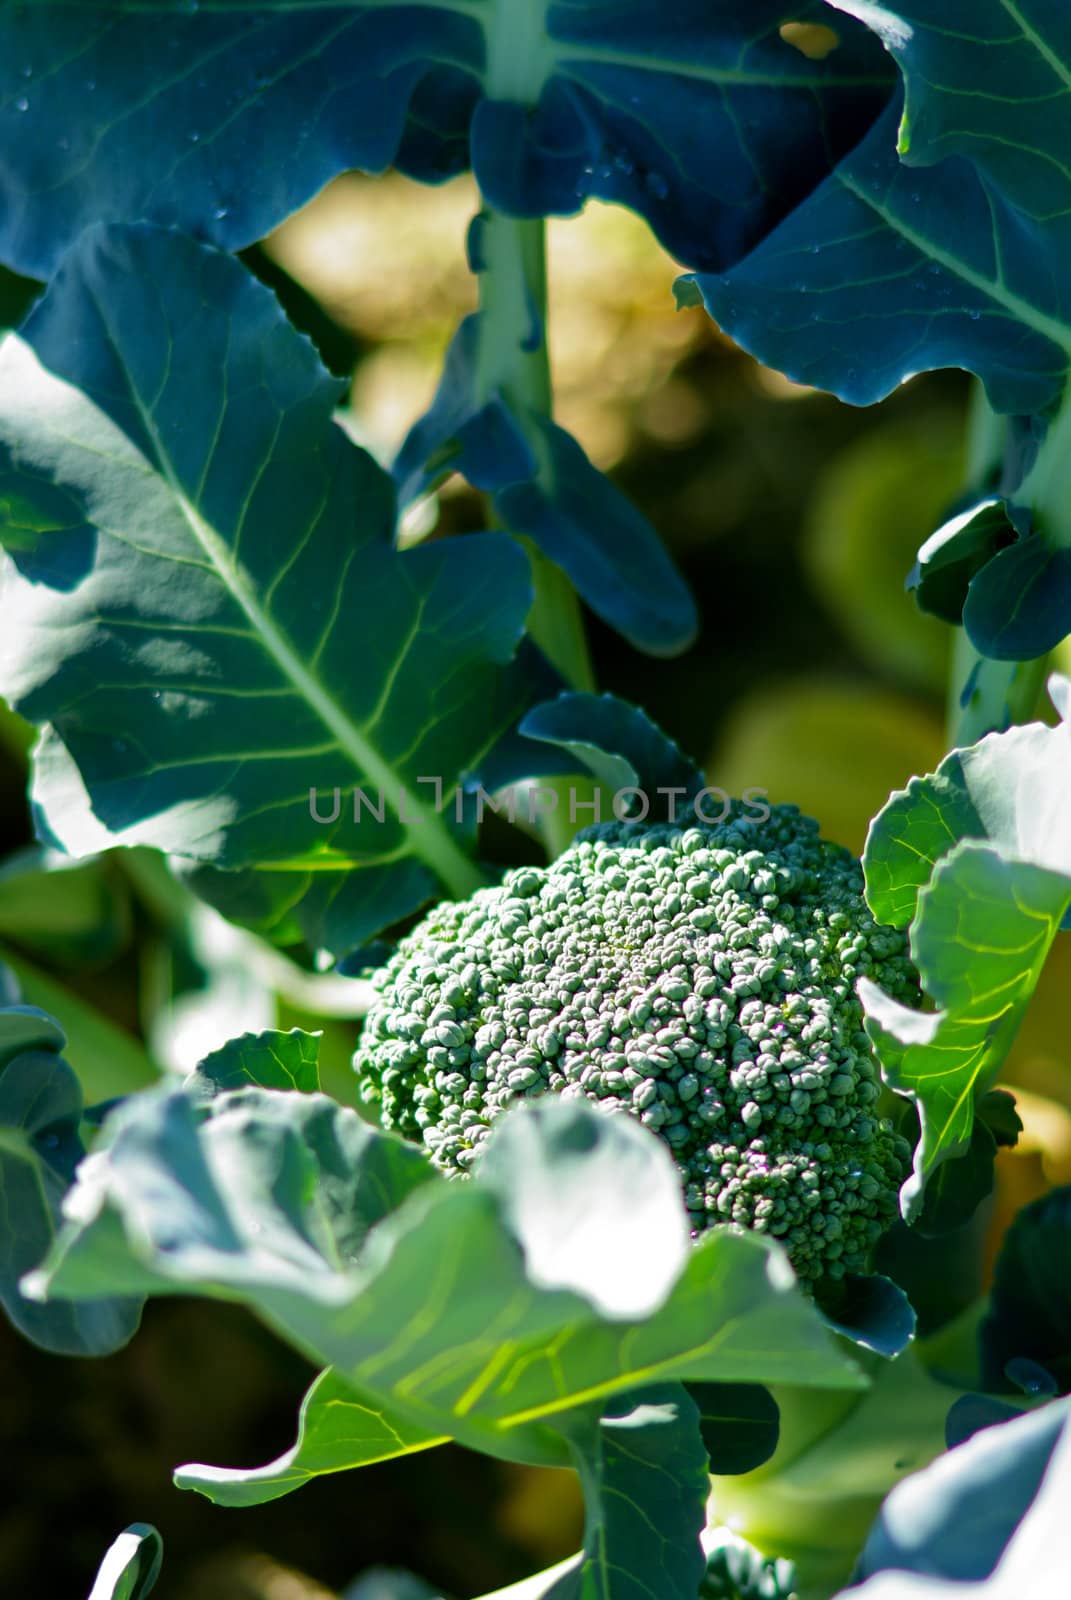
[685,5,1071,656]
[26,1093,865,1467]
[0,225,535,950]
[860,676,1071,1220]
[691,2,1071,413]
[547,1386,709,1600]
[0,2,892,279]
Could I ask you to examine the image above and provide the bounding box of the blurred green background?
[1,172,1069,1598]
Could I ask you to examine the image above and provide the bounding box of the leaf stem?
[472,208,594,695]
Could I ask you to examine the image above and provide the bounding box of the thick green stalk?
[471,207,602,857]
[473,208,595,696]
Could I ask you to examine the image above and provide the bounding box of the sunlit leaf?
[26,1093,865,1469]
[860,678,1071,1220]
[0,225,536,952]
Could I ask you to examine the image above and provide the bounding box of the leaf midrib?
[838,168,1071,358]
[85,284,487,899]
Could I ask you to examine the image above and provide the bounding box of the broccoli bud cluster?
[354,807,917,1281]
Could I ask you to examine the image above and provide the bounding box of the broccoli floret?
[353,806,916,1281]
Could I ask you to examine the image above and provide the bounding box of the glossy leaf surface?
[26,1093,865,1470]
[0,2,892,278]
[0,225,536,950]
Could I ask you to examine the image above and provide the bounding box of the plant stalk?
[472,208,594,696]
[471,206,600,858]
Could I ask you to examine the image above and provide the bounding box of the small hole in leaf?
[779,21,841,59]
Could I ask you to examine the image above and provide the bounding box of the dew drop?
[188,130,200,142]
[213,204,229,219]
[644,171,669,200]
[968,308,982,320]
[20,64,32,79]
[86,79,96,92]
[15,96,28,112]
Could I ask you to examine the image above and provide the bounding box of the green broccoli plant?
[355,810,916,1283]
[1,4,1071,1600]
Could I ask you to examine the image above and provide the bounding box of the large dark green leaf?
[859,678,1071,1220]
[25,1093,865,1468]
[0,224,536,952]
[0,2,892,279]
[682,84,1071,419]
[690,0,1071,409]
[0,991,141,1355]
[684,4,1071,658]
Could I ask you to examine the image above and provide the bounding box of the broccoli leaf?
[185,1028,321,1099]
[175,1367,445,1507]
[709,1349,959,1598]
[686,1382,781,1476]
[544,1386,709,1600]
[689,0,1071,410]
[394,308,697,657]
[24,1091,866,1471]
[850,1396,1071,1593]
[504,691,706,812]
[0,944,158,1102]
[0,990,141,1356]
[87,1524,163,1600]
[684,4,1071,658]
[0,224,537,953]
[859,675,1071,1222]
[812,1274,917,1359]
[0,2,892,280]
[907,1090,1022,1240]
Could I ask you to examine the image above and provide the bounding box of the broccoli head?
[354,806,917,1281]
